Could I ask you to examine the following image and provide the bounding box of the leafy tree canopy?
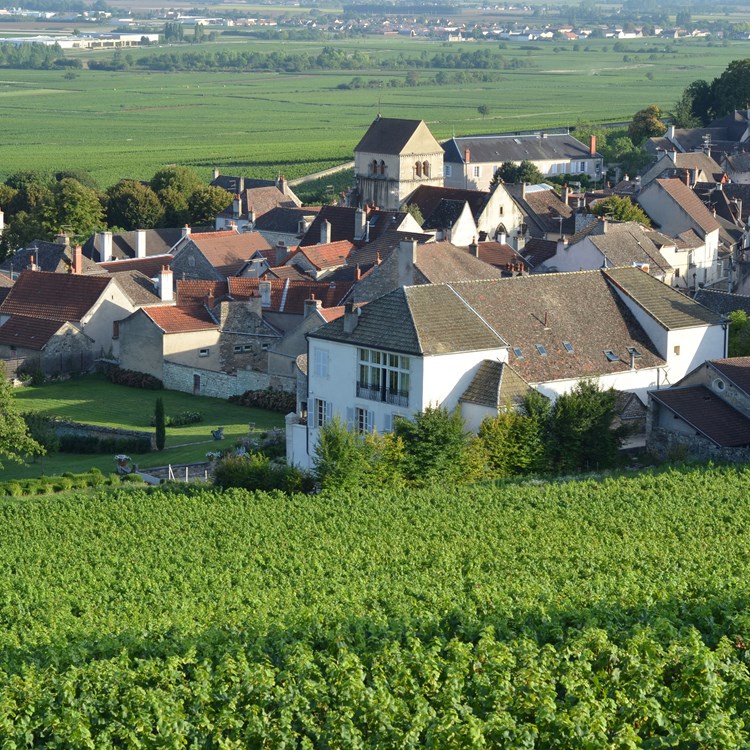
[41,178,105,240]
[106,179,164,231]
[728,309,750,357]
[496,160,544,185]
[188,186,232,226]
[628,104,667,146]
[591,194,651,225]
[0,376,44,468]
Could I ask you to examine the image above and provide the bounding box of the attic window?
[626,346,642,358]
[562,341,574,353]
[513,347,524,359]
[199,348,210,357]
[535,344,547,356]
[604,350,620,362]
[233,345,242,353]
[243,345,253,352]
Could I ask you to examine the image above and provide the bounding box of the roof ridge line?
[445,283,508,347]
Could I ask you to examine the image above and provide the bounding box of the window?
[535,344,547,356]
[626,346,642,359]
[604,350,620,362]
[313,348,329,378]
[422,161,429,178]
[380,160,386,176]
[513,347,524,359]
[357,347,410,407]
[313,398,331,428]
[473,165,481,178]
[199,348,210,357]
[444,164,452,178]
[415,161,422,177]
[673,345,681,355]
[233,345,242,353]
[112,321,120,340]
[244,344,254,352]
[562,341,574,353]
[371,159,378,174]
[580,161,586,172]
[353,407,374,434]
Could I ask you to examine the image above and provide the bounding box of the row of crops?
[1,466,750,745]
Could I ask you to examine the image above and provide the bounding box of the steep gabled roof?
[299,205,406,247]
[506,185,575,236]
[0,241,101,276]
[461,242,526,271]
[184,231,273,276]
[293,240,356,271]
[355,117,437,155]
[406,185,490,223]
[0,315,66,350]
[99,255,174,277]
[141,305,218,334]
[106,270,164,307]
[82,228,183,262]
[650,385,750,447]
[520,238,557,269]
[605,266,723,330]
[0,270,111,322]
[414,241,504,283]
[176,279,229,305]
[310,284,507,356]
[254,206,319,233]
[652,178,721,234]
[459,360,531,408]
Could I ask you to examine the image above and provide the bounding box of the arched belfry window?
[415,161,422,177]
[380,160,385,175]
[372,159,378,175]
[423,161,430,177]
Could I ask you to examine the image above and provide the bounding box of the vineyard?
[2,466,750,745]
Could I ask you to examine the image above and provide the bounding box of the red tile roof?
[294,240,356,270]
[190,231,273,275]
[0,270,111,322]
[142,305,218,334]
[228,277,352,314]
[99,255,173,277]
[468,241,526,271]
[0,315,65,350]
[176,280,229,305]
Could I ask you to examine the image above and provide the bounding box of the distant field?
[0,37,747,186]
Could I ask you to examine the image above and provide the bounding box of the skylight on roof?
[513,347,523,359]
[604,350,620,362]
[626,346,642,358]
[563,341,574,353]
[536,344,547,356]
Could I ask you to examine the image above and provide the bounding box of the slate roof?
[253,206,319,233]
[217,186,294,220]
[0,274,13,306]
[346,229,433,266]
[82,228,183,262]
[421,199,468,230]
[299,205,406,247]
[141,305,218,334]
[582,224,672,275]
[694,289,750,317]
[406,185,490,224]
[0,270,111,322]
[710,357,750,395]
[650,385,750,447]
[0,241,101,276]
[653,178,721,234]
[264,265,312,281]
[0,315,66,350]
[605,266,724,330]
[459,360,531,408]
[293,240,356,271]
[520,238,557,268]
[310,285,507,356]
[443,132,599,164]
[186,231,273,276]
[227,277,352,315]
[724,152,750,174]
[354,117,426,155]
[98,255,174,277]
[642,152,725,185]
[452,271,664,384]
[506,185,575,236]
[107,270,164,306]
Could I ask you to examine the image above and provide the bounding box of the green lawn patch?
[6,374,284,480]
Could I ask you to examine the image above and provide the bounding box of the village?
[1,108,750,475]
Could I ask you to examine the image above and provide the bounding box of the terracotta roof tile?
[99,255,173,277]
[0,270,111,322]
[295,240,356,271]
[188,232,272,276]
[0,315,65,350]
[176,280,229,305]
[465,241,526,271]
[142,305,218,334]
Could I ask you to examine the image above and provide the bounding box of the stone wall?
[164,361,269,399]
[647,427,750,463]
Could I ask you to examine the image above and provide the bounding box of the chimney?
[135,229,147,259]
[464,148,471,164]
[669,149,677,163]
[259,280,271,307]
[158,265,173,301]
[668,125,676,140]
[355,264,362,280]
[521,182,527,199]
[355,207,367,241]
[556,236,568,254]
[182,224,191,238]
[589,134,597,156]
[216,300,230,329]
[232,194,242,218]
[398,239,418,286]
[320,219,332,245]
[99,231,113,263]
[276,174,288,195]
[562,185,570,206]
[72,244,83,275]
[274,241,288,266]
[304,294,322,319]
[55,231,70,247]
[213,167,220,180]
[343,301,359,334]
[683,170,691,187]
[602,218,608,234]
[499,229,507,245]
[514,230,526,252]
[29,254,37,272]
[248,208,256,226]
[238,176,245,193]
[0,208,4,237]
[469,238,479,257]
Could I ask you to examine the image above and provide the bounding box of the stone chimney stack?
[514,230,526,253]
[259,280,271,307]
[320,219,332,245]
[55,232,70,247]
[275,241,288,266]
[238,176,245,193]
[562,185,570,205]
[276,174,288,195]
[589,134,597,156]
[304,294,322,319]
[158,265,174,302]
[469,238,479,257]
[232,194,242,219]
[556,236,568,254]
[72,244,83,275]
[398,239,418,287]
[355,207,367,241]
[213,167,220,180]
[135,229,147,259]
[464,148,471,164]
[343,301,359,334]
[182,224,191,239]
[99,231,113,263]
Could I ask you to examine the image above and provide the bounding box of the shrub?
[213,453,313,494]
[22,413,60,453]
[149,410,202,427]
[154,397,166,451]
[228,388,295,413]
[58,434,152,454]
[106,367,163,390]
[121,473,145,484]
[3,483,21,497]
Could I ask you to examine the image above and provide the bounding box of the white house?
[287,266,726,467]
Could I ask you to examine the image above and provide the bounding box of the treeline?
[0,42,64,69]
[0,166,231,259]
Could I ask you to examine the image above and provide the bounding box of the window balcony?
[356,381,408,408]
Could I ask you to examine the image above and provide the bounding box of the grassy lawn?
[5,374,284,480]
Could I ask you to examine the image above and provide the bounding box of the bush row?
[0,469,144,497]
[149,410,202,427]
[106,368,163,390]
[59,434,153,455]
[228,388,295,413]
[213,453,314,494]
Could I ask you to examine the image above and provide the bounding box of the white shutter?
[383,413,392,433]
[325,401,333,424]
[368,410,375,433]
[346,407,355,431]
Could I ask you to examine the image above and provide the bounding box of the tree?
[405,202,424,226]
[158,186,191,227]
[0,210,49,259]
[708,59,750,121]
[478,104,490,118]
[106,179,164,230]
[0,375,44,468]
[5,170,53,215]
[394,405,469,486]
[477,406,545,478]
[728,310,750,357]
[628,104,667,146]
[591,195,651,226]
[496,160,544,185]
[671,79,712,128]
[188,186,232,226]
[41,178,105,240]
[150,165,202,197]
[154,397,166,451]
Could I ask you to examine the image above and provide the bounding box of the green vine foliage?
[1,467,750,744]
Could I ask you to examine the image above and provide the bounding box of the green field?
[3,374,283,479]
[1,466,750,744]
[0,36,747,186]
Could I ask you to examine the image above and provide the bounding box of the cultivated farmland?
[0,37,746,186]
